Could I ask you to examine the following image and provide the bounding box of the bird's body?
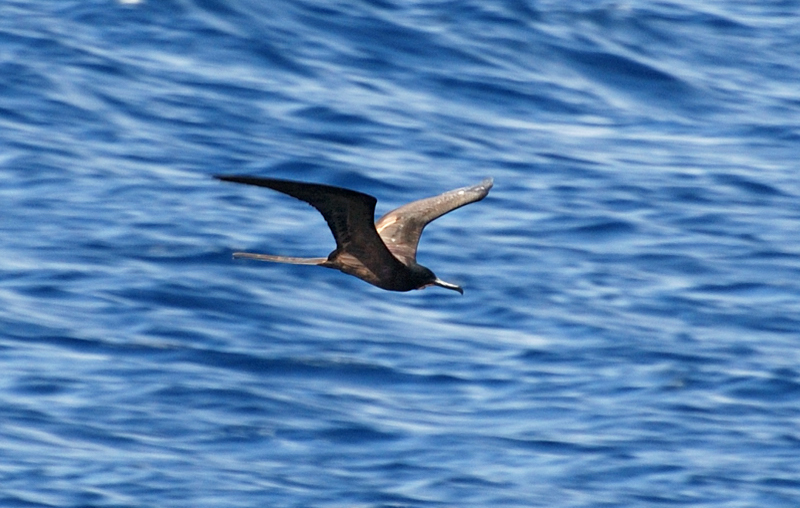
[215,175,493,293]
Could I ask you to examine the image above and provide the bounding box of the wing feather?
[375,178,493,264]
[215,175,406,277]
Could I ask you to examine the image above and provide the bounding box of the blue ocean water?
[2,0,800,506]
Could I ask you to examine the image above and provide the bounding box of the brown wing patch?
[375,178,493,263]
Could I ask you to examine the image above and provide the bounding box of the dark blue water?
[3,1,800,506]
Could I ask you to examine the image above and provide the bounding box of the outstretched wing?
[375,178,493,264]
[215,175,405,272]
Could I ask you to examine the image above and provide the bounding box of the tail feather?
[233,252,327,265]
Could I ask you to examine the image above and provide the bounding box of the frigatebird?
[215,175,493,294]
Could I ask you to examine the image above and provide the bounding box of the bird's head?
[411,264,463,295]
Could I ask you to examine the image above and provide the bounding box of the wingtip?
[214,174,238,182]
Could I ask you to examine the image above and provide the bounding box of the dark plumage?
[215,175,493,293]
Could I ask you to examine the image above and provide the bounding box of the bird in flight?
[215,175,493,294]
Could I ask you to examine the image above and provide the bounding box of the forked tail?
[232,252,327,265]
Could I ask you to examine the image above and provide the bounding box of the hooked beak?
[433,278,464,295]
